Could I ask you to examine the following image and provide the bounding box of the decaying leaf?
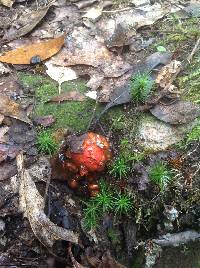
[97,3,182,47]
[156,60,182,88]
[0,143,21,163]
[150,101,200,125]
[75,0,98,9]
[32,5,80,39]
[0,126,9,143]
[0,62,10,75]
[3,3,53,41]
[68,245,86,268]
[33,115,55,127]
[51,27,131,78]
[0,0,14,7]
[82,6,103,22]
[45,61,77,91]
[0,35,65,65]
[0,94,31,124]
[47,91,86,103]
[17,153,79,247]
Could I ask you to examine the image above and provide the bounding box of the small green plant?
[37,131,58,155]
[130,72,154,104]
[93,181,114,213]
[109,155,130,179]
[185,121,200,145]
[82,200,99,230]
[83,181,134,230]
[149,161,172,192]
[113,191,133,215]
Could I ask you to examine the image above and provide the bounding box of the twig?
[102,7,131,13]
[187,37,200,63]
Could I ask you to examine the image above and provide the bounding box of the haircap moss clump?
[83,181,133,230]
[130,72,154,104]
[37,131,58,155]
[109,155,130,179]
[113,191,133,215]
[149,161,172,192]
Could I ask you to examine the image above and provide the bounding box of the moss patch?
[19,73,126,133]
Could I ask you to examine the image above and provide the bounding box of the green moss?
[37,130,58,155]
[19,73,127,133]
[153,16,200,52]
[149,161,173,192]
[130,72,154,104]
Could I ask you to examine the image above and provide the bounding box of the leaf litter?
[1,0,200,266]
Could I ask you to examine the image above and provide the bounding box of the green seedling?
[82,200,99,230]
[130,72,154,104]
[83,181,134,230]
[113,191,133,215]
[94,181,114,213]
[109,156,130,179]
[37,131,58,155]
[149,161,172,192]
[83,181,113,230]
[185,121,200,145]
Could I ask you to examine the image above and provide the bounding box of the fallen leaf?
[0,126,9,143]
[3,3,53,41]
[0,95,31,124]
[50,27,131,78]
[33,115,55,127]
[0,75,21,97]
[156,60,182,88]
[0,62,10,75]
[45,61,77,90]
[150,101,200,125]
[0,114,4,124]
[17,153,79,247]
[0,35,65,65]
[0,143,21,163]
[47,91,86,103]
[83,6,103,22]
[75,0,98,9]
[97,3,182,47]
[0,0,14,7]
[32,5,80,39]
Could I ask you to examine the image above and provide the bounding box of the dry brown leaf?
[51,27,131,78]
[150,101,200,125]
[0,0,14,7]
[0,126,9,143]
[0,94,31,124]
[3,3,53,41]
[0,35,65,65]
[17,153,79,248]
[47,91,86,103]
[156,60,182,88]
[0,114,4,124]
[0,143,21,163]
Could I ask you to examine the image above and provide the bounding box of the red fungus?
[51,132,112,196]
[69,132,111,176]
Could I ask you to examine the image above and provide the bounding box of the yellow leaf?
[0,35,65,64]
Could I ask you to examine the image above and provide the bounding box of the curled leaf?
[17,153,79,247]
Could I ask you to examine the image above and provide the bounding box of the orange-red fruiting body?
[69,132,111,176]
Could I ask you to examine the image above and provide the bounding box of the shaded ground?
[0,1,200,268]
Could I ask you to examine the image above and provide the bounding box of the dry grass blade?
[16,153,79,248]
